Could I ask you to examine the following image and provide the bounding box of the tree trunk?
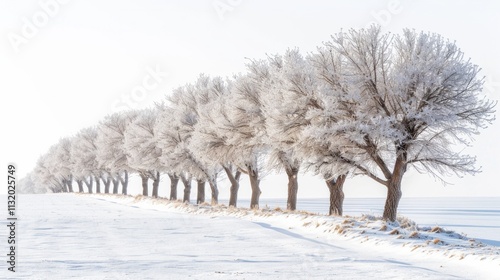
[112,176,119,194]
[84,176,93,194]
[152,171,160,198]
[77,179,84,193]
[383,155,406,221]
[168,174,179,200]
[94,175,101,193]
[208,177,219,205]
[196,179,206,204]
[103,176,111,194]
[181,175,192,203]
[140,173,149,196]
[285,167,299,211]
[66,178,73,192]
[60,180,68,192]
[120,170,129,195]
[248,166,261,209]
[224,167,241,207]
[326,175,346,216]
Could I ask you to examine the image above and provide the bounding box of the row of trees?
[26,26,495,221]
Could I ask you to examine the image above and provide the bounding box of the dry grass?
[409,231,419,238]
[431,226,443,233]
[389,229,400,235]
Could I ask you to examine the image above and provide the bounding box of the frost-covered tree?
[250,51,308,211]
[33,153,63,193]
[32,139,74,193]
[246,51,348,212]
[71,127,101,193]
[96,111,137,195]
[18,172,49,194]
[276,48,357,216]
[150,104,181,201]
[191,77,243,207]
[124,108,162,197]
[155,105,188,201]
[224,73,268,209]
[315,26,496,221]
[156,77,222,204]
[51,137,74,192]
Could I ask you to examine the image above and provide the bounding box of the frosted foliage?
[255,49,320,173]
[32,138,73,192]
[96,111,138,173]
[71,127,99,178]
[156,75,223,181]
[389,30,495,176]
[18,172,48,194]
[33,153,56,188]
[221,73,267,170]
[190,78,236,166]
[124,108,162,172]
[305,26,495,182]
[154,106,179,173]
[53,138,73,180]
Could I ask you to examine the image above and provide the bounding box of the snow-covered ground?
[6,193,499,279]
[238,197,500,247]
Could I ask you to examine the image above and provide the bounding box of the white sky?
[1,0,499,198]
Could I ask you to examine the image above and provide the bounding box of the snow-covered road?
[7,194,497,279]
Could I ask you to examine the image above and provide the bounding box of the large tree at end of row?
[310,26,495,221]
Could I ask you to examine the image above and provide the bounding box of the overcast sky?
[1,0,499,198]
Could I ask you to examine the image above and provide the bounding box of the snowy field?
[4,194,499,279]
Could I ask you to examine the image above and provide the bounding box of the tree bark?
[286,167,299,211]
[196,179,206,204]
[382,155,406,221]
[76,179,84,193]
[60,180,68,192]
[208,177,219,205]
[168,173,179,200]
[248,165,261,209]
[152,171,160,198]
[103,176,111,194]
[224,166,241,207]
[181,174,192,203]
[112,175,119,194]
[84,176,93,194]
[140,173,149,196]
[120,170,129,195]
[66,177,73,192]
[326,175,346,216]
[94,175,101,193]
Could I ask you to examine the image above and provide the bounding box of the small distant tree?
[33,153,63,193]
[18,172,48,194]
[32,138,74,193]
